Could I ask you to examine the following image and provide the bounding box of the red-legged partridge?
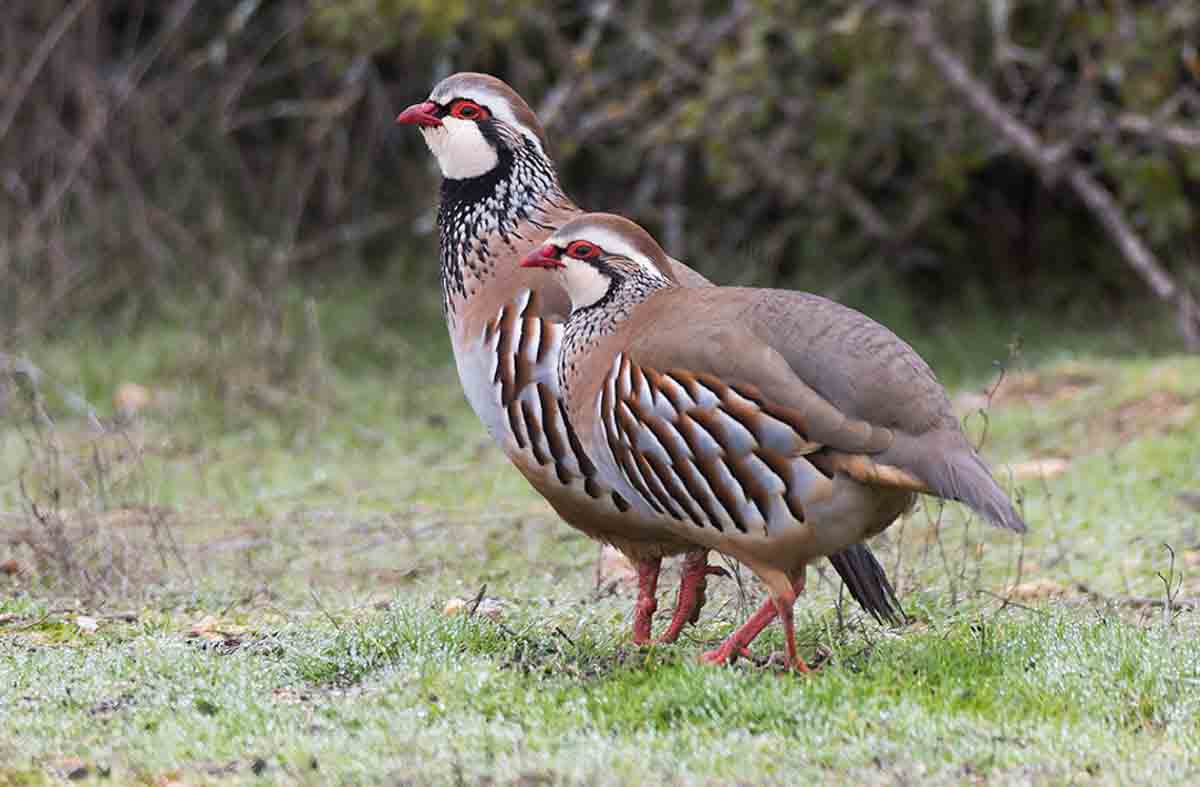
[521,213,1027,672]
[397,73,902,643]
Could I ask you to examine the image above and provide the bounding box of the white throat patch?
[559,262,613,312]
[422,117,499,179]
[549,227,672,311]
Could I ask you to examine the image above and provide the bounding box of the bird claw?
[699,644,754,666]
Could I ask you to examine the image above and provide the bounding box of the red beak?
[395,101,442,128]
[520,245,565,269]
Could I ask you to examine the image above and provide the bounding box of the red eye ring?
[565,241,600,259]
[449,99,490,121]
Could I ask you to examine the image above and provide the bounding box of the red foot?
[697,595,777,666]
[775,596,811,674]
[699,574,812,673]
[657,551,729,644]
[699,642,754,665]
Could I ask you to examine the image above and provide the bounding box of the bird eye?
[450,100,489,121]
[566,241,600,259]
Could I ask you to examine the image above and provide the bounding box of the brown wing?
[740,289,956,435]
[622,288,1025,532]
[625,293,896,458]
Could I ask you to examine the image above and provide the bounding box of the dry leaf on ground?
[113,382,152,417]
[1008,458,1071,481]
[1006,579,1068,600]
[75,615,99,633]
[442,597,468,616]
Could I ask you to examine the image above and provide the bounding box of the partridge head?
[521,214,679,312]
[397,72,551,180]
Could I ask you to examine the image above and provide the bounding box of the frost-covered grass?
[2,287,1199,784]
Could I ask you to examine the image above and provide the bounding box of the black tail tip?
[827,543,906,626]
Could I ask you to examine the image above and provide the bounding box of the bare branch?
[0,0,96,144]
[831,178,893,241]
[225,93,362,131]
[18,0,200,244]
[536,1,614,130]
[1114,113,1200,149]
[286,209,410,267]
[904,7,1200,350]
[906,8,1062,174]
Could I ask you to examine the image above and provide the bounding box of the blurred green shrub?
[2,0,1197,342]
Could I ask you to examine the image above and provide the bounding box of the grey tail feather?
[926,448,1027,533]
[826,544,905,626]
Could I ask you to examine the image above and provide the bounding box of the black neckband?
[570,261,623,320]
[439,145,515,215]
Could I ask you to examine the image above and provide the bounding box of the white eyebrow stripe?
[548,226,671,283]
[429,85,545,155]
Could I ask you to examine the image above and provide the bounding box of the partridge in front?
[398,73,902,643]
[522,213,1027,672]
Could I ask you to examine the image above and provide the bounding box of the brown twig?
[0,0,96,144]
[903,6,1200,350]
[1074,582,1199,610]
[978,589,1046,616]
[467,584,488,617]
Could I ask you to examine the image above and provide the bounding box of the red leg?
[772,577,810,674]
[699,596,776,665]
[700,574,809,671]
[631,557,662,645]
[656,550,730,644]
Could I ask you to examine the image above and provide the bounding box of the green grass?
[2,283,1200,785]
[5,608,1200,785]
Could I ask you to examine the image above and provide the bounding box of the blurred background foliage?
[1,0,1198,348]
